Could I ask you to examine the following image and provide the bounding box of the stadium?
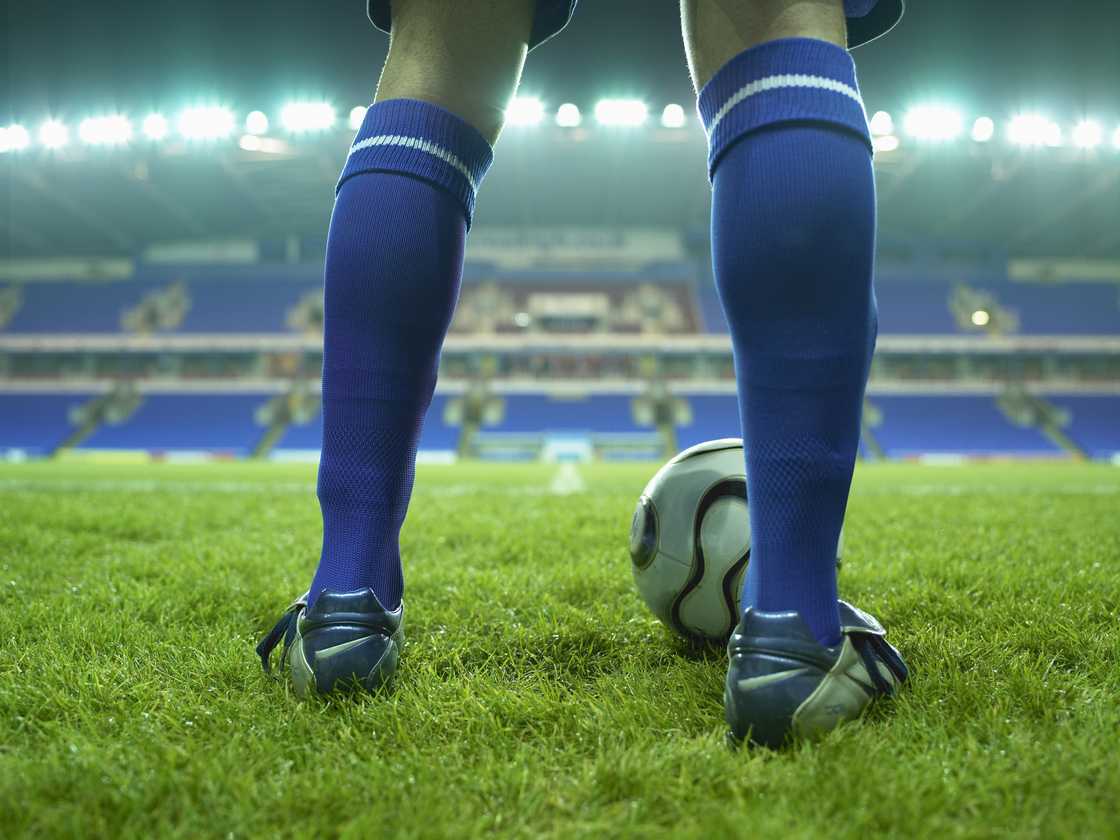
[2,1,1119,836]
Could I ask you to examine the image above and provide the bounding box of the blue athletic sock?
[699,38,877,646]
[308,99,493,609]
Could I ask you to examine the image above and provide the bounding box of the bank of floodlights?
[1008,113,1063,147]
[555,103,582,127]
[348,106,368,130]
[594,99,648,127]
[1071,119,1103,150]
[0,124,30,152]
[142,113,169,141]
[79,115,133,146]
[280,102,336,134]
[38,120,69,149]
[506,97,545,127]
[3,95,1120,155]
[244,110,270,136]
[971,116,995,142]
[178,106,235,140]
[869,110,894,136]
[660,104,686,128]
[902,104,963,141]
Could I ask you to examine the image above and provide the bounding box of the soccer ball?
[629,438,842,645]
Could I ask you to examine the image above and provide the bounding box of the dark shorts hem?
[367,0,577,51]
[848,0,904,48]
[366,0,899,53]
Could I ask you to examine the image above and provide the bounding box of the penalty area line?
[549,463,587,496]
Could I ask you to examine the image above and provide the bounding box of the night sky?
[4,1,1119,123]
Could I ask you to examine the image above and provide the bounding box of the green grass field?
[1,460,1118,838]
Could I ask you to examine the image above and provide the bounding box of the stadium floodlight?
[869,110,894,136]
[555,103,582,128]
[239,134,287,154]
[0,124,31,153]
[970,116,995,143]
[280,101,336,133]
[38,120,69,150]
[245,110,270,136]
[594,98,649,127]
[902,104,963,141]
[349,105,368,130]
[78,114,133,146]
[1007,113,1062,147]
[971,309,991,327]
[872,134,900,153]
[9,124,31,150]
[142,113,169,141]
[506,96,545,127]
[1071,119,1103,150]
[660,104,687,128]
[177,105,235,140]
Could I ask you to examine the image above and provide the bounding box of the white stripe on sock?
[347,134,479,194]
[707,73,864,135]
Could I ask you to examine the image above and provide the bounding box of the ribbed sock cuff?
[698,37,871,178]
[338,99,494,227]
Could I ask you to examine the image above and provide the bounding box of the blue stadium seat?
[276,394,458,453]
[869,394,1061,457]
[2,270,323,335]
[2,283,144,333]
[875,282,960,334]
[491,394,643,434]
[999,283,1120,334]
[6,271,1117,337]
[675,394,740,450]
[0,393,94,455]
[81,393,271,454]
[874,278,1119,336]
[171,279,320,333]
[1045,395,1120,459]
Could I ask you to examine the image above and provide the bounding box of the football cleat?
[725,600,908,748]
[256,588,404,698]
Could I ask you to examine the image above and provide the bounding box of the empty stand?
[0,393,94,455]
[277,394,459,453]
[870,394,1061,457]
[2,283,144,333]
[675,394,740,450]
[81,393,271,454]
[488,394,643,434]
[172,279,320,333]
[4,270,1117,337]
[1045,394,1120,459]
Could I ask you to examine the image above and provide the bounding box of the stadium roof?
[2,122,1119,261]
[6,1,1120,117]
[4,1,1119,261]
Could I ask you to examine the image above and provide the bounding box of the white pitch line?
[548,462,587,496]
[854,484,1119,496]
[0,478,314,495]
[1,477,1114,498]
[0,478,556,498]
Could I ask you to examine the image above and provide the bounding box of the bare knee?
[374,0,535,143]
[681,0,847,90]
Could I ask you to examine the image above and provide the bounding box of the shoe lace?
[256,597,305,674]
[850,632,909,695]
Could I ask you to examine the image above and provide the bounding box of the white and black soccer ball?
[629,438,842,645]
